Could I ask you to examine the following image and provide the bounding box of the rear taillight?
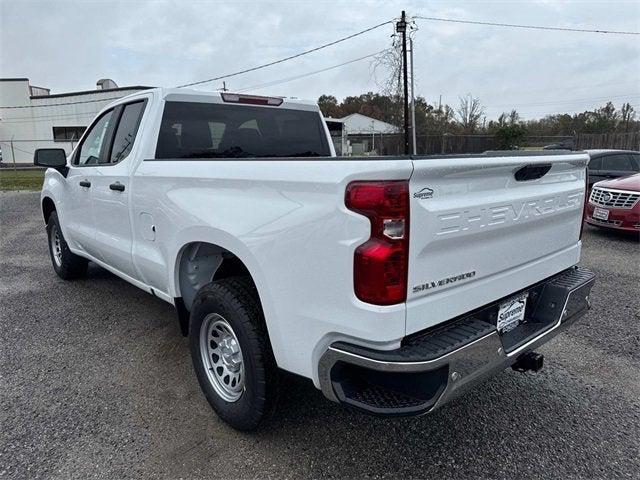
[345,181,409,305]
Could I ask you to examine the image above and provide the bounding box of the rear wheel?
[46,211,88,280]
[189,277,279,431]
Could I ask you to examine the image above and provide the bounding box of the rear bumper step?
[318,266,595,416]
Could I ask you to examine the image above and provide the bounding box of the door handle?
[109,182,125,192]
[79,180,91,188]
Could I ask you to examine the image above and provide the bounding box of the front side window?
[76,110,114,165]
[110,101,146,163]
[155,101,330,159]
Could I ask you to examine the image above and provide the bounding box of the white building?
[338,113,397,135]
[325,113,397,156]
[0,78,150,163]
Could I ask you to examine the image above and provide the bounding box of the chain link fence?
[0,139,77,167]
[345,134,576,155]
[342,132,638,156]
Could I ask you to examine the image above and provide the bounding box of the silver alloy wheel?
[51,225,62,267]
[199,313,245,402]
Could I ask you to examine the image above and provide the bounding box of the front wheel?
[46,211,88,280]
[189,277,279,431]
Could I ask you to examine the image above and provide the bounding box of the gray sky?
[1,0,639,119]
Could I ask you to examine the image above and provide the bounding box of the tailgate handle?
[514,164,552,181]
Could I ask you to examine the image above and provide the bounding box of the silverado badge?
[412,271,476,293]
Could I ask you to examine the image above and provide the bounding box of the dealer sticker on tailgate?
[497,293,528,333]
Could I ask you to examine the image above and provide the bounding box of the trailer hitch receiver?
[512,351,544,373]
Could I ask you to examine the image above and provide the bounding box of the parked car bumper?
[585,202,640,232]
[317,266,595,416]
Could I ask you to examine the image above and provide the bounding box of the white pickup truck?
[35,88,595,430]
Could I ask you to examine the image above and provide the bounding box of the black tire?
[46,211,88,280]
[189,277,279,431]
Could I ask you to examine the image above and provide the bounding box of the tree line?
[318,92,639,147]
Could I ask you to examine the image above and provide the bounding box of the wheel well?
[42,197,56,224]
[176,241,255,315]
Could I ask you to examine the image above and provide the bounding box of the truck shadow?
[243,366,628,478]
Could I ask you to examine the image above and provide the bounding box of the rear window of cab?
[155,101,330,159]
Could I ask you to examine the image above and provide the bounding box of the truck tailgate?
[406,152,588,335]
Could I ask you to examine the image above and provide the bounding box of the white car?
[35,88,595,430]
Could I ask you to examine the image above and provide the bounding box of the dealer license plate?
[497,293,528,333]
[593,207,609,221]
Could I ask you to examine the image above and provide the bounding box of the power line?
[516,104,640,118]
[466,80,640,99]
[176,20,394,88]
[486,93,640,109]
[414,16,640,35]
[236,49,389,93]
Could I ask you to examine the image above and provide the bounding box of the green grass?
[0,169,45,191]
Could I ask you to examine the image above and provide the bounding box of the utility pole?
[396,11,410,155]
[409,37,417,155]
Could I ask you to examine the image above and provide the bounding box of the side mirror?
[34,148,68,176]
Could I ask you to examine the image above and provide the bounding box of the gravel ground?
[1,191,639,480]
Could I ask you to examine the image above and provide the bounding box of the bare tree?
[508,109,520,125]
[620,102,636,132]
[456,94,485,133]
[372,43,402,96]
[370,37,404,129]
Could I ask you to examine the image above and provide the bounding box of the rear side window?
[155,101,330,159]
[110,101,146,163]
[602,154,633,172]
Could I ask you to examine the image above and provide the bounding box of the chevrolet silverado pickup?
[35,88,595,430]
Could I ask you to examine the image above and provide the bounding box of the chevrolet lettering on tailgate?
[436,192,583,236]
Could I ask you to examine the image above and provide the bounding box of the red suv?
[585,174,640,232]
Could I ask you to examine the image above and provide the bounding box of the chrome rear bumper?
[318,266,595,416]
